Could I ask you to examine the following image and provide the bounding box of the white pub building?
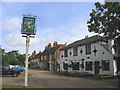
[57,35,118,76]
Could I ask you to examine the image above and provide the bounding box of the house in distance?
[29,41,65,71]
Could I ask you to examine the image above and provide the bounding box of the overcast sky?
[1,0,104,54]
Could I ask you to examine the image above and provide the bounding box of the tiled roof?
[41,45,61,55]
[34,53,41,59]
[60,35,107,50]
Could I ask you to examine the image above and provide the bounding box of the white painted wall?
[58,41,117,76]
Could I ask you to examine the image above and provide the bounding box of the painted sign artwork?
[21,17,36,35]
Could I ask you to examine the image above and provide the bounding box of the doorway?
[94,61,100,75]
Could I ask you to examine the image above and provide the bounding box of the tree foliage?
[1,48,26,65]
[87,2,120,39]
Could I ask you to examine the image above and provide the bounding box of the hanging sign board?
[21,17,36,35]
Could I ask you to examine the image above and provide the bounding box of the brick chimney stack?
[33,51,36,56]
[85,35,88,39]
[65,42,68,46]
[39,50,41,54]
[48,43,52,49]
[53,41,57,47]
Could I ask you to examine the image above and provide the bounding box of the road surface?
[2,69,118,88]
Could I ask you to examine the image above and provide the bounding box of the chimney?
[33,51,36,56]
[39,50,41,54]
[53,41,57,47]
[45,45,48,50]
[108,39,115,55]
[85,35,88,39]
[65,42,68,46]
[48,43,52,49]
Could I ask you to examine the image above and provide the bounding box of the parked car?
[2,65,21,77]
[9,65,15,69]
[11,66,25,72]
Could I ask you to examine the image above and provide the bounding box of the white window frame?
[41,56,43,60]
[44,55,46,60]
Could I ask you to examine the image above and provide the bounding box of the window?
[63,63,68,70]
[44,55,46,60]
[64,49,68,57]
[85,61,93,70]
[73,47,78,56]
[72,62,79,70]
[102,60,110,71]
[41,56,43,60]
[85,44,91,54]
[49,54,52,59]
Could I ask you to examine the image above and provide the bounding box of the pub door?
[94,61,100,75]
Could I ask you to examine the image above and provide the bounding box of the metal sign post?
[25,35,30,87]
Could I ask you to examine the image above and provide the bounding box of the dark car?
[2,66,21,77]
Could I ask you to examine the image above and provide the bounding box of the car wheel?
[13,73,18,77]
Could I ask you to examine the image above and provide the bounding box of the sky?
[1,0,105,54]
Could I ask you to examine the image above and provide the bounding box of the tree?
[87,2,120,72]
[2,49,5,55]
[10,58,19,65]
[1,49,25,66]
[17,54,26,65]
[87,2,120,54]
[2,55,10,65]
[87,2,120,39]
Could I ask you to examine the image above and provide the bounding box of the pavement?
[2,69,119,88]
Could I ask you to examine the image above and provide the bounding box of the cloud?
[38,32,61,45]
[30,37,40,45]
[70,23,87,36]
[60,23,98,44]
[5,32,40,46]
[2,17,21,31]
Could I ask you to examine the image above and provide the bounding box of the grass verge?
[2,85,35,88]
[2,85,22,88]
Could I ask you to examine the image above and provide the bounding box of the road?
[2,69,118,88]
